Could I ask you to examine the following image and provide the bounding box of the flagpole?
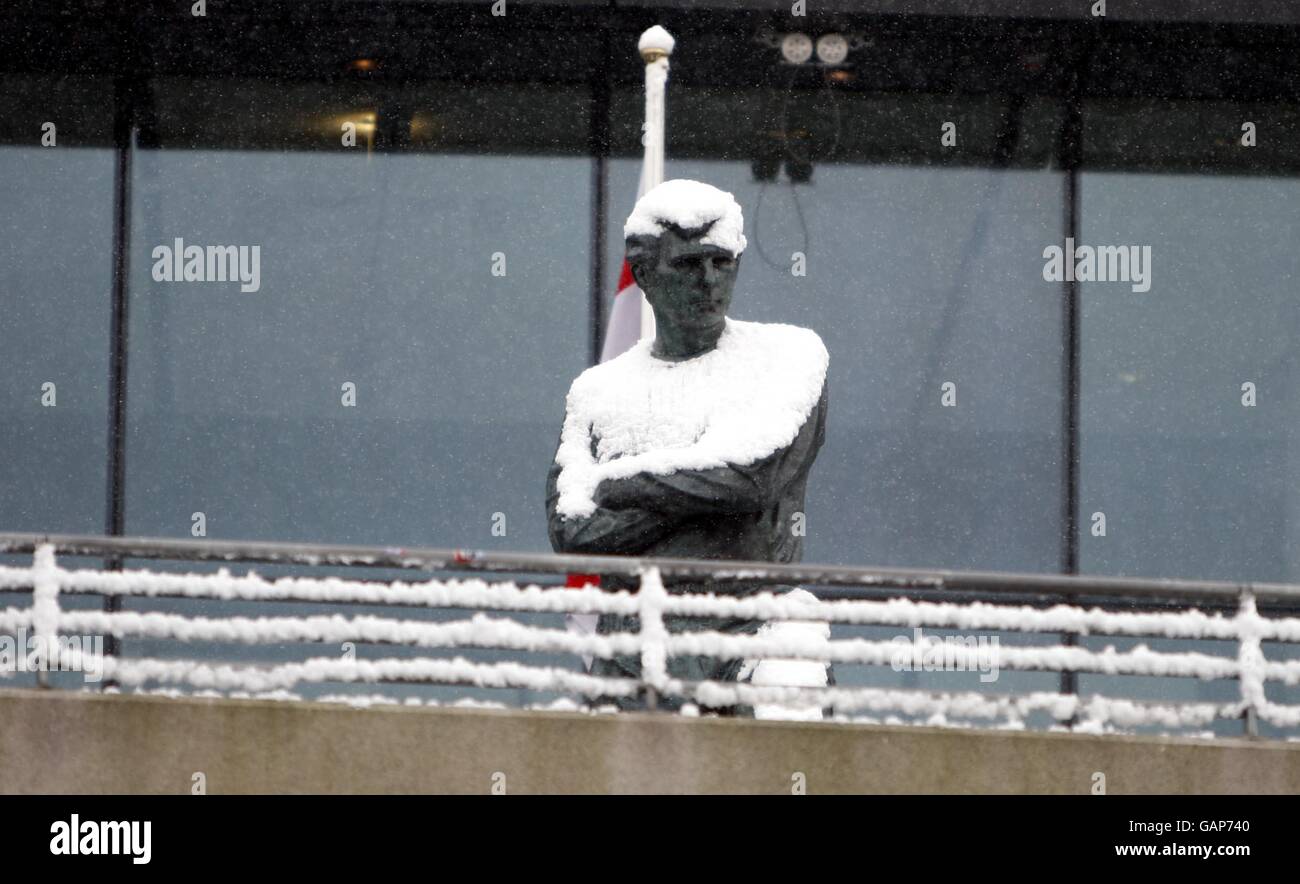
[564,26,677,671]
[637,25,674,342]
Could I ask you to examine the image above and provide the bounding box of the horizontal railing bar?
[6,582,1300,619]
[88,657,1298,725]
[3,531,1300,603]
[793,588,1300,618]
[10,599,1298,642]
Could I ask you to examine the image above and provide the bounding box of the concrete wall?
[1,688,1297,794]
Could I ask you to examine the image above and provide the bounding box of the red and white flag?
[599,158,660,363]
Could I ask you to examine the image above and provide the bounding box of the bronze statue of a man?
[544,179,830,715]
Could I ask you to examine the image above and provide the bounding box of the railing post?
[638,566,668,712]
[31,543,61,689]
[1237,588,1263,738]
[1059,628,1079,730]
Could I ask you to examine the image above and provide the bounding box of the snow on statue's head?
[623,179,747,344]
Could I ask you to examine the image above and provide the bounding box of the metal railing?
[1,532,1299,737]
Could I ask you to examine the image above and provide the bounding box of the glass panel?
[0,76,115,534]
[1079,177,1300,581]
[125,79,592,552]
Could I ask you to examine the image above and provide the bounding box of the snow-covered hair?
[623,179,748,276]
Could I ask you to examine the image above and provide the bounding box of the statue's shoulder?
[736,318,825,347]
[567,337,651,396]
[727,319,828,372]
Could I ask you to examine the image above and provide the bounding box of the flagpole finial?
[638,25,675,63]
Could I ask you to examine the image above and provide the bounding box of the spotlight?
[815,33,849,66]
[780,33,813,65]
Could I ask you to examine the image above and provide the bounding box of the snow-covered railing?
[2,532,1300,738]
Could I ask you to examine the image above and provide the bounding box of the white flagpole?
[566,27,677,674]
[637,25,674,342]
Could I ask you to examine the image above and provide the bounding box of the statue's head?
[624,180,747,345]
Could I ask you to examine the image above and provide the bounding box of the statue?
[544,179,830,716]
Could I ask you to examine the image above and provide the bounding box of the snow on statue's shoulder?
[555,318,828,519]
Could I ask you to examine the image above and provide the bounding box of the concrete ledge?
[1,688,1297,794]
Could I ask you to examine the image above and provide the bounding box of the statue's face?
[634,227,739,335]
